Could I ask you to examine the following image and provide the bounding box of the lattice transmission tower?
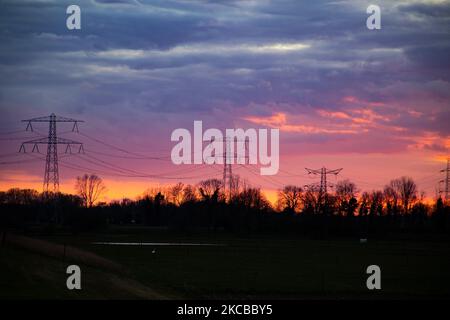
[223,136,233,201]
[217,136,249,201]
[19,113,84,193]
[305,166,343,193]
[440,158,450,203]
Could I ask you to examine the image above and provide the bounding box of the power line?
[0,129,27,135]
[78,132,147,158]
[0,152,26,159]
[75,152,220,178]
[83,149,170,161]
[237,164,285,188]
[25,152,221,181]
[0,157,43,165]
[72,155,221,180]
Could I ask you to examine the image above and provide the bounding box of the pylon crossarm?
[21,115,84,123]
[54,137,83,145]
[52,115,84,123]
[25,121,33,131]
[21,137,48,144]
[72,121,80,132]
[21,137,83,145]
[21,115,53,122]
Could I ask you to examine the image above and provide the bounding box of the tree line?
[1,174,449,237]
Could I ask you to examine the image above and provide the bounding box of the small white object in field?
[152,249,156,254]
[360,238,368,243]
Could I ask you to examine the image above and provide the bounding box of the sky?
[0,0,449,203]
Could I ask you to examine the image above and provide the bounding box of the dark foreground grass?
[0,235,169,299]
[22,229,450,299]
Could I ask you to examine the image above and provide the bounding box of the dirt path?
[1,232,170,299]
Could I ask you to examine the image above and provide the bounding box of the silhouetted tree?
[181,184,198,205]
[383,185,400,216]
[335,180,358,216]
[277,185,303,214]
[235,187,271,211]
[75,174,107,208]
[359,192,370,216]
[369,191,384,216]
[198,179,222,202]
[168,182,184,206]
[388,177,417,214]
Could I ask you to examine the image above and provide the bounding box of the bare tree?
[335,179,358,216]
[388,176,418,214]
[181,184,198,204]
[383,185,399,216]
[75,174,106,208]
[369,190,384,216]
[336,180,357,200]
[235,187,271,210]
[142,186,167,204]
[230,175,253,200]
[198,179,222,202]
[359,191,370,216]
[277,185,303,213]
[302,188,319,215]
[168,182,184,206]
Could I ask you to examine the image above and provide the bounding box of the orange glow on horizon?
[0,176,280,206]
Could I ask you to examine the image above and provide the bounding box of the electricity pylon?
[19,113,84,193]
[440,158,450,203]
[223,137,233,201]
[305,166,343,193]
[216,137,249,201]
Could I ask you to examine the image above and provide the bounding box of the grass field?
[1,228,450,299]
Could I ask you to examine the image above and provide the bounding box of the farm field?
[1,228,450,299]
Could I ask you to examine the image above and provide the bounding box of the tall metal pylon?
[19,113,84,193]
[440,158,450,203]
[223,137,233,201]
[219,136,249,201]
[305,166,343,193]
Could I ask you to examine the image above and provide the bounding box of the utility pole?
[305,167,343,193]
[19,113,84,193]
[440,158,450,203]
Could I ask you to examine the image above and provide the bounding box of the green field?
[1,229,450,299]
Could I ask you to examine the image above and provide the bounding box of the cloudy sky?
[0,0,449,201]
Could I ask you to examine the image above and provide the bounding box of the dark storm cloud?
[399,1,450,17]
[405,44,450,69]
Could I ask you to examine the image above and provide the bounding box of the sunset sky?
[1,0,449,203]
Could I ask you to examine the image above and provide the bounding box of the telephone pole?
[305,166,343,193]
[19,113,84,193]
[440,158,450,203]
